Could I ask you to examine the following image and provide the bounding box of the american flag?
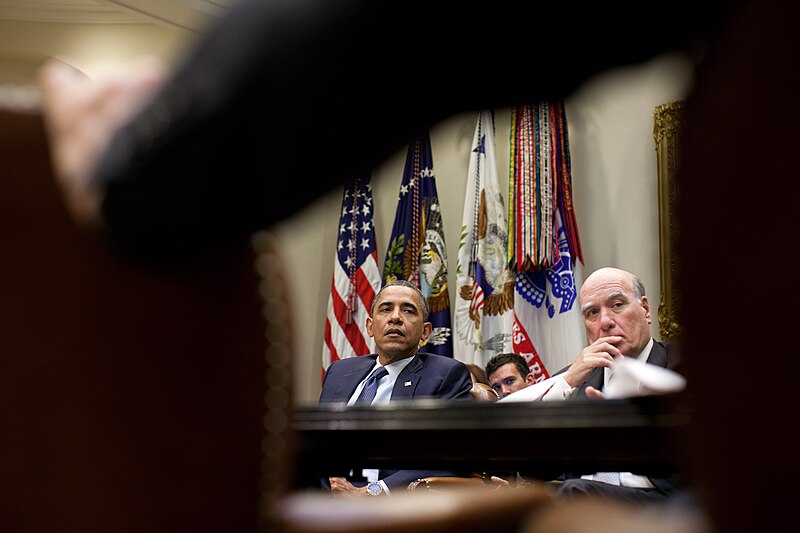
[383,132,453,357]
[322,177,381,371]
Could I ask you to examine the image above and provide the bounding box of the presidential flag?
[383,132,453,357]
[508,102,585,381]
[322,177,381,371]
[454,111,515,367]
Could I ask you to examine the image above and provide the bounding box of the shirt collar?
[371,353,416,380]
[635,338,654,362]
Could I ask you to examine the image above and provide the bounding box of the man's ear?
[366,316,375,338]
[641,295,651,324]
[525,373,536,386]
[420,321,433,342]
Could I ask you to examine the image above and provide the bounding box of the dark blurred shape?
[5,0,800,531]
[0,110,267,532]
[676,1,800,532]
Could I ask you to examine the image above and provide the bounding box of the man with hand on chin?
[319,280,473,496]
[542,267,680,402]
[541,267,682,503]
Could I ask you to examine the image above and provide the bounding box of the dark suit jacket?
[318,352,473,490]
[319,352,473,404]
[556,340,683,495]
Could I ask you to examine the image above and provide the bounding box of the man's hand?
[563,336,623,388]
[36,57,166,230]
[329,477,370,497]
[584,386,606,399]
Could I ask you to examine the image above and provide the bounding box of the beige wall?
[0,19,192,84]
[274,52,694,405]
[0,18,693,406]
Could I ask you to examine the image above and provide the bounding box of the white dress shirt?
[346,355,416,494]
[346,356,414,406]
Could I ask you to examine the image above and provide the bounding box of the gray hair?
[631,273,646,301]
[371,280,430,320]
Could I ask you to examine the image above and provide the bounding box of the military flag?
[454,111,515,367]
[508,102,585,380]
[322,177,381,371]
[383,132,453,357]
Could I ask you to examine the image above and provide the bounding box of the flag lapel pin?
[404,381,412,387]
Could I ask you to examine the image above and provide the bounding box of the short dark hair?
[485,353,530,381]
[371,280,430,320]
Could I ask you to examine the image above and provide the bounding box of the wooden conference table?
[291,393,692,485]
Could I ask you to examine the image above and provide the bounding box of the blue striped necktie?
[354,367,389,405]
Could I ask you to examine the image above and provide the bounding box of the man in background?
[485,353,536,399]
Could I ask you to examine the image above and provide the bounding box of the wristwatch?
[366,482,383,496]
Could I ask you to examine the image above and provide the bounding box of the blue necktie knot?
[354,366,389,405]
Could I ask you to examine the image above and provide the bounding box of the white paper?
[497,375,560,402]
[603,357,686,399]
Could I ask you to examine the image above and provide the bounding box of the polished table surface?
[291,393,692,484]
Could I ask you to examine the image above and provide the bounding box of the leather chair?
[470,382,500,402]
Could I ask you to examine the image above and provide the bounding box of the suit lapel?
[645,340,667,368]
[391,355,422,400]
[587,366,604,389]
[338,355,377,400]
[573,367,604,399]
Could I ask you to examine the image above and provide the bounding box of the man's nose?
[388,307,402,322]
[599,309,615,329]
